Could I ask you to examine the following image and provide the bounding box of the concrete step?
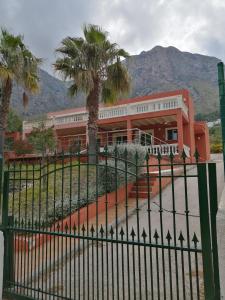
[132,186,152,192]
[129,191,150,199]
[134,181,155,187]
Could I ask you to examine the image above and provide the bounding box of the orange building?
[22,89,210,162]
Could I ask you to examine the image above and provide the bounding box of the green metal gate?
[0,147,221,299]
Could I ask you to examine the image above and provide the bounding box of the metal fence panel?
[0,148,219,299]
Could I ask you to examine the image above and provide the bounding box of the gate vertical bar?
[197,163,215,300]
[217,62,225,178]
[208,163,221,299]
[0,156,3,211]
[2,171,9,288]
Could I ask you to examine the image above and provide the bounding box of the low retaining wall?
[15,183,134,251]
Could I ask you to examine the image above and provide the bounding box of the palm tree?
[54,24,130,161]
[0,28,41,157]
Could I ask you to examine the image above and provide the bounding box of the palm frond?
[23,72,40,93]
[68,83,78,97]
[83,24,108,44]
[75,69,93,93]
[0,64,14,80]
[0,28,41,95]
[56,37,84,58]
[116,48,130,58]
[101,84,117,104]
[106,61,130,94]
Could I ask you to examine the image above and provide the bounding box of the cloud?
[1,0,225,74]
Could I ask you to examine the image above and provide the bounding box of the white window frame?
[145,129,154,145]
[112,132,128,144]
[166,127,178,141]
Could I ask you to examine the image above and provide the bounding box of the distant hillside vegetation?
[11,46,221,119]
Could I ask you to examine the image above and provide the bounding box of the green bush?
[98,144,147,193]
[98,160,127,194]
[211,143,223,153]
[14,140,33,155]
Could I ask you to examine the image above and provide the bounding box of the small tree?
[28,121,56,158]
[7,109,22,132]
[29,121,56,188]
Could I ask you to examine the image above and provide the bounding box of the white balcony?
[23,95,188,131]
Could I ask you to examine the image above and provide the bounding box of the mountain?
[11,46,221,119]
[11,69,84,118]
[125,46,220,118]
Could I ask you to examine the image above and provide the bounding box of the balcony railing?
[23,95,188,131]
[57,128,190,157]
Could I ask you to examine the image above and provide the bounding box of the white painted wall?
[0,231,4,300]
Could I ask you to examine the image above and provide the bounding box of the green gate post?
[2,171,11,289]
[0,155,3,209]
[217,62,225,178]
[197,164,215,300]
[208,163,221,299]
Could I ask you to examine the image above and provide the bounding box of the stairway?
[129,175,157,199]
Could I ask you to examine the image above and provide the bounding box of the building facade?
[22,89,210,162]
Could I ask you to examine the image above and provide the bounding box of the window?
[167,128,178,141]
[116,136,127,144]
[140,134,152,145]
[97,138,101,146]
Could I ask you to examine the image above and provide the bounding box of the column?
[127,119,132,143]
[86,124,89,147]
[177,110,184,154]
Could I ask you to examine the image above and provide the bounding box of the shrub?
[98,144,147,193]
[109,143,146,165]
[14,140,33,155]
[211,143,223,153]
[97,160,127,194]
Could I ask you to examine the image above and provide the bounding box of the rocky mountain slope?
[11,69,84,118]
[125,46,220,117]
[11,46,221,119]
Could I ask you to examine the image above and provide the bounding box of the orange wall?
[194,122,210,161]
[6,131,21,141]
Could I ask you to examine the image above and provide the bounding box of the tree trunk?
[0,78,12,157]
[86,77,100,164]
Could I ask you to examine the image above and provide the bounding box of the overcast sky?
[1,0,225,75]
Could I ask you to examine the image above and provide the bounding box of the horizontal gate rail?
[5,226,203,253]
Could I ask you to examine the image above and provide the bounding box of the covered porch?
[55,109,191,157]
